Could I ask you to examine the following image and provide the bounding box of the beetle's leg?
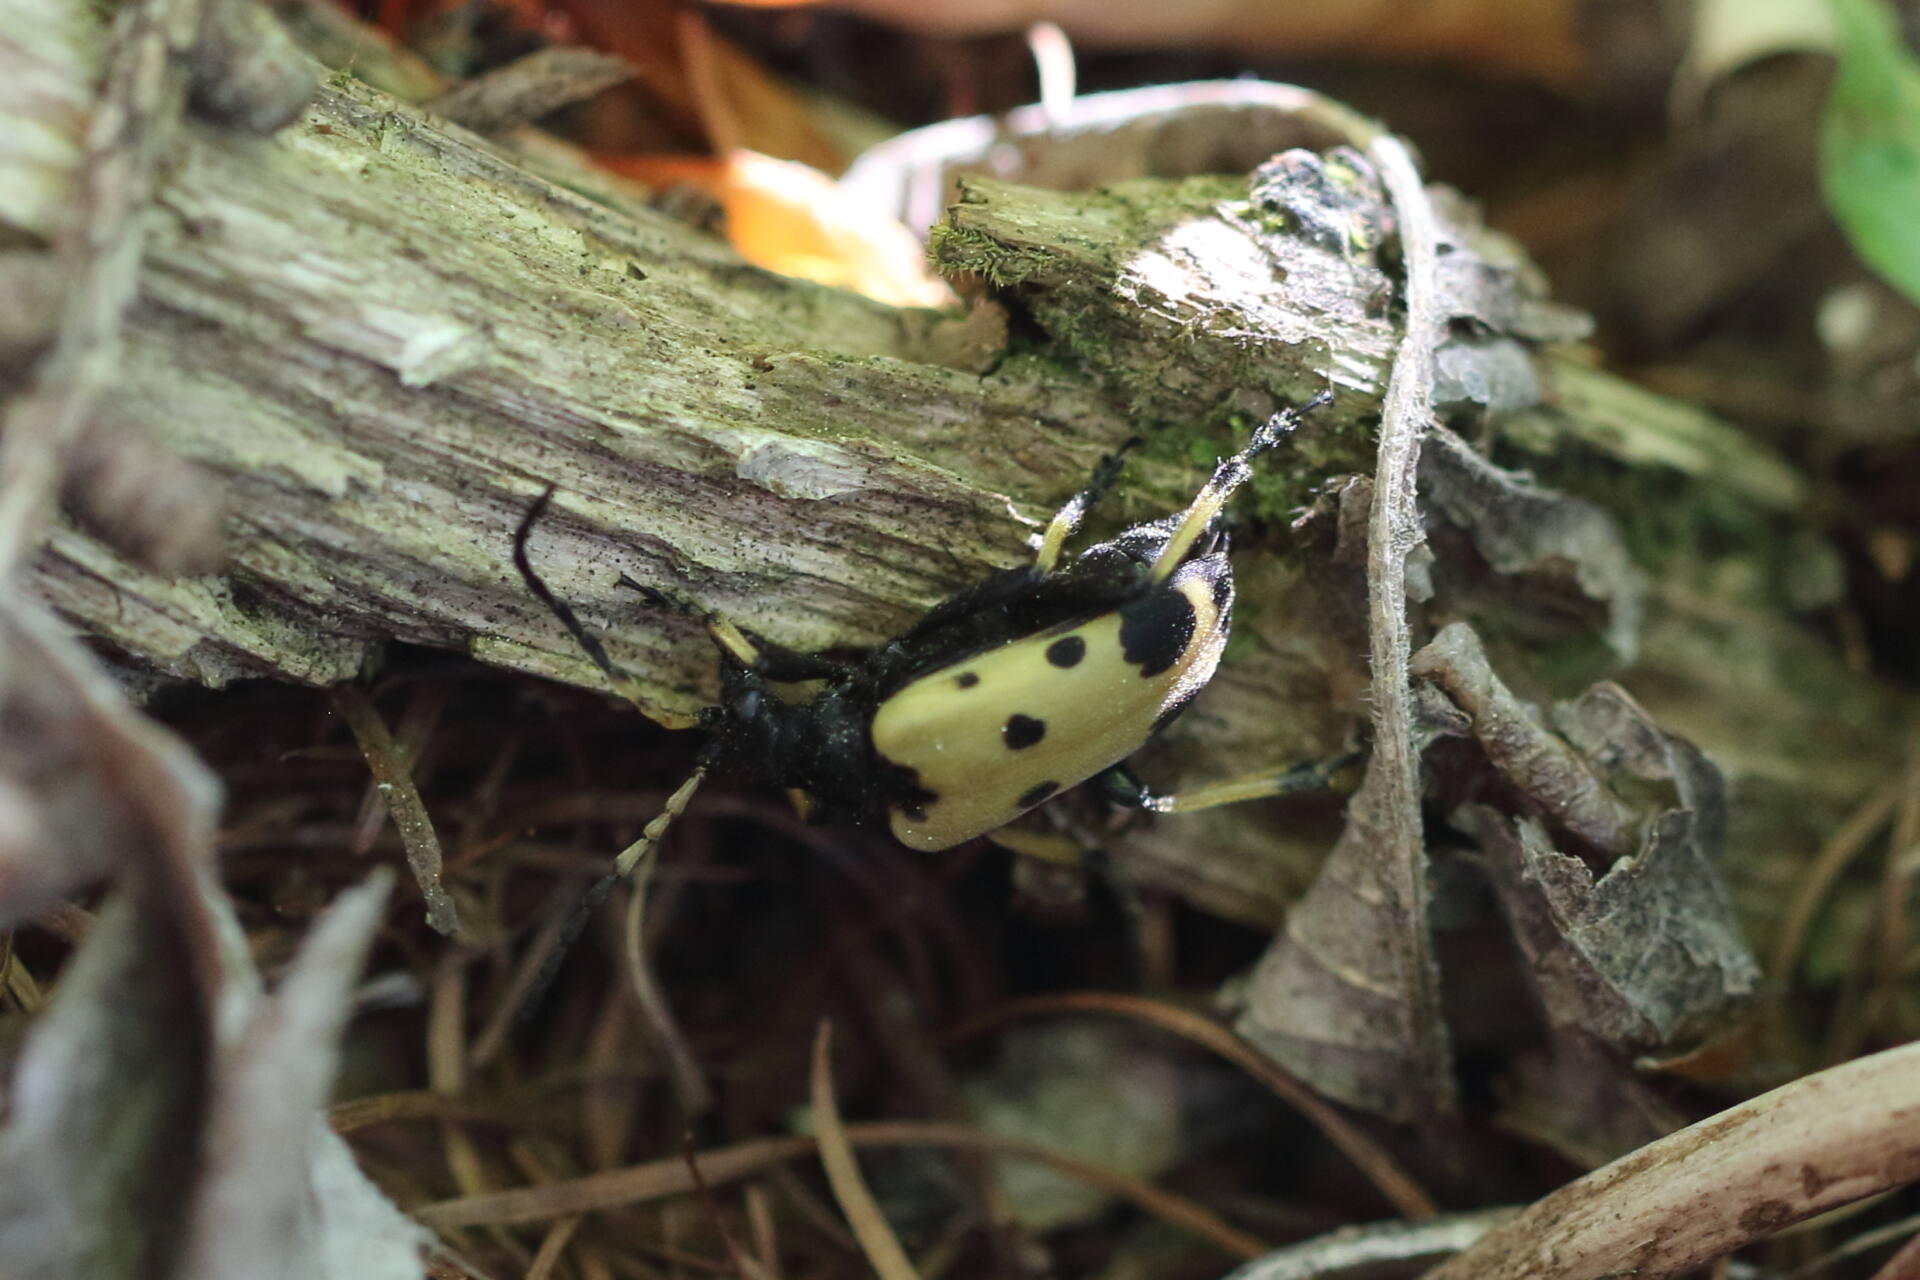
[703,616,765,668]
[1099,748,1360,813]
[611,572,766,670]
[739,636,859,683]
[1148,388,1333,581]
[616,571,853,681]
[1034,437,1143,573]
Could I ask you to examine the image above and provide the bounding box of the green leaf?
[1820,0,1920,305]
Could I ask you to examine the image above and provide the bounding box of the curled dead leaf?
[1415,622,1760,1058]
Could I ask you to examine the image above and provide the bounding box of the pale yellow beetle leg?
[1135,752,1358,814]
[1033,508,1078,574]
[1035,438,1141,573]
[1148,390,1333,582]
[705,616,763,667]
[1147,486,1238,582]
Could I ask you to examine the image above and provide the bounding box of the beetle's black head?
[1080,512,1228,574]
[697,660,907,827]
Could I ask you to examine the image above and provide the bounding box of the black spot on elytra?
[1003,714,1046,749]
[1207,561,1234,610]
[1016,780,1060,809]
[1119,587,1198,677]
[902,804,929,822]
[1045,636,1086,668]
[955,671,980,688]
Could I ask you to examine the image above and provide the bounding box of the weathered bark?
[0,0,1900,944]
[7,34,1131,703]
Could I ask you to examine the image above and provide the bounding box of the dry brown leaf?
[555,0,844,168]
[0,598,220,928]
[0,594,422,1279]
[181,872,426,1280]
[0,884,210,1278]
[1421,426,1644,660]
[1230,119,1457,1127]
[1415,623,1760,1058]
[0,863,423,1280]
[821,0,1589,88]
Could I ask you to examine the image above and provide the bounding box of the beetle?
[513,388,1334,885]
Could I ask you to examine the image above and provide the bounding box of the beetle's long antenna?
[1148,388,1334,581]
[614,767,708,876]
[518,766,710,1021]
[1034,437,1142,573]
[511,491,736,1022]
[514,485,658,710]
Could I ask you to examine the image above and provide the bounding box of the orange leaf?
[604,149,951,309]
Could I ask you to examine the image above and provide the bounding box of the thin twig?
[1785,1209,1920,1279]
[810,1023,919,1280]
[1869,724,1920,1032]
[427,956,488,1200]
[411,1121,1270,1259]
[1769,779,1901,984]
[1345,126,1452,1104]
[623,870,715,1115]
[1425,1040,1920,1279]
[350,683,448,856]
[331,685,461,936]
[1363,133,1444,937]
[679,1135,775,1280]
[329,1090,516,1134]
[511,1142,587,1280]
[744,1184,783,1280]
[526,1218,582,1280]
[466,882,583,1070]
[1217,1209,1516,1280]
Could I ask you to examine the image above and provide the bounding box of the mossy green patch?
[928,225,1051,289]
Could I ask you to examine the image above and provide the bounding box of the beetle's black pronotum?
[514,389,1333,891]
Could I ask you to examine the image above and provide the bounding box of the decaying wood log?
[0,0,1901,951]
